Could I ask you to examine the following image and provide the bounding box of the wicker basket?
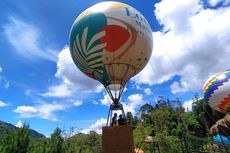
[102,125,135,153]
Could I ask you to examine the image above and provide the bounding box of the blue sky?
[0,0,230,136]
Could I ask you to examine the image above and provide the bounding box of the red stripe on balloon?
[203,73,223,93]
[219,94,230,112]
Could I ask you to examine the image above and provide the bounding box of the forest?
[0,95,229,153]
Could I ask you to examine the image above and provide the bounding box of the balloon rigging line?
[111,64,117,99]
[105,90,112,105]
[154,33,180,74]
[105,86,114,102]
[118,64,132,101]
[103,63,137,104]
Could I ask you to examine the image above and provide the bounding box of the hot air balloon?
[69,1,152,118]
[203,69,230,113]
[69,2,152,153]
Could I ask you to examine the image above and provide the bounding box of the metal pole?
[106,107,111,126]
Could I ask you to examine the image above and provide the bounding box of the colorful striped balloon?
[203,69,230,113]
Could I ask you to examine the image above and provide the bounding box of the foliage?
[126,112,134,125]
[28,129,101,153]
[1,95,228,153]
[28,128,65,153]
[49,128,64,153]
[62,131,101,153]
[132,95,229,152]
[155,133,182,153]
[192,95,225,129]
[28,138,50,153]
[0,124,31,153]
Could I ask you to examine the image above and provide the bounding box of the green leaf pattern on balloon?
[70,12,111,85]
[72,27,106,80]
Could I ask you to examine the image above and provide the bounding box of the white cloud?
[15,120,23,128]
[170,81,187,94]
[0,100,9,107]
[41,47,103,97]
[42,83,72,97]
[122,94,146,114]
[144,88,153,95]
[14,102,70,121]
[0,66,10,89]
[81,118,107,134]
[93,100,99,105]
[135,84,142,90]
[36,102,69,121]
[14,106,38,117]
[134,0,230,93]
[25,89,32,96]
[209,0,222,6]
[3,17,57,62]
[182,100,193,112]
[1,79,10,89]
[72,100,83,107]
[132,33,176,85]
[208,0,230,6]
[100,94,112,106]
[4,81,10,89]
[123,87,128,92]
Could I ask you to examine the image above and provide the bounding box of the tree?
[126,112,134,125]
[67,131,101,153]
[48,128,64,153]
[140,103,154,125]
[151,107,172,134]
[0,124,31,153]
[192,94,225,137]
[28,138,50,153]
[87,131,102,153]
[156,96,170,108]
[155,133,183,153]
[140,103,154,114]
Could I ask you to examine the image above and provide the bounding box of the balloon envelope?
[69,1,153,101]
[203,69,230,113]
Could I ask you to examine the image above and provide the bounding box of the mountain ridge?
[0,120,45,140]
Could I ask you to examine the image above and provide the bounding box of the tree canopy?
[0,95,229,153]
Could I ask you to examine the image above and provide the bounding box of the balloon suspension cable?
[105,63,136,105]
[106,101,126,126]
[105,63,136,126]
[105,84,124,105]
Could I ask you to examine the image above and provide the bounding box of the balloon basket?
[102,125,134,153]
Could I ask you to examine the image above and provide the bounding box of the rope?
[153,33,180,73]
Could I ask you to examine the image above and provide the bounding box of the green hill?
[0,120,45,140]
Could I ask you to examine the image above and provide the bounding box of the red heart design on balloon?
[101,25,130,52]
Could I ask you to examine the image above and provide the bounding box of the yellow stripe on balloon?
[203,72,226,93]
[73,2,129,24]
